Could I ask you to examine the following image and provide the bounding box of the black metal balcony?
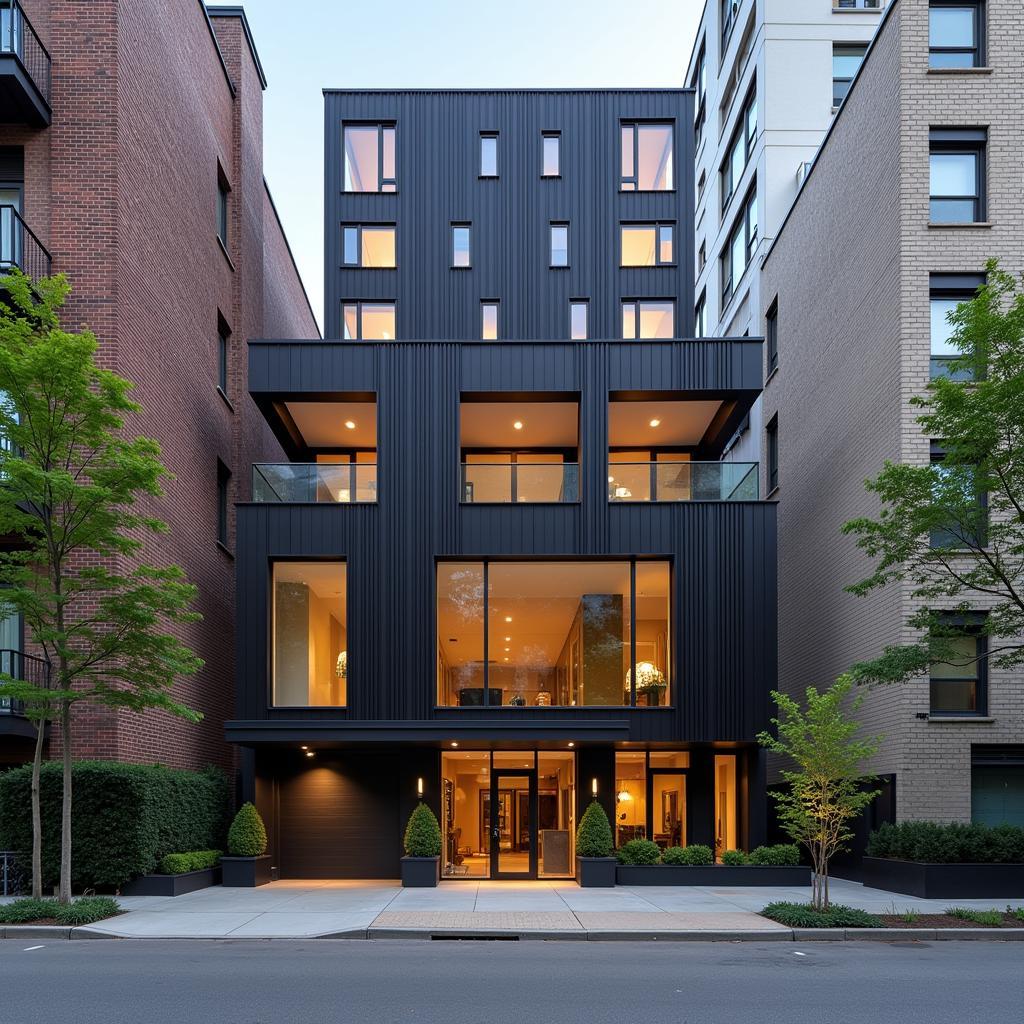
[0,1,51,127]
[0,204,51,280]
[0,648,52,718]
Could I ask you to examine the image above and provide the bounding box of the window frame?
[216,460,231,550]
[541,131,561,177]
[620,121,675,192]
[570,299,588,340]
[480,132,499,178]
[719,84,757,214]
[929,440,989,549]
[341,300,397,341]
[216,313,230,397]
[721,0,739,50]
[216,166,230,248]
[694,291,707,339]
[621,299,676,340]
[481,300,499,341]
[832,43,868,107]
[929,1,984,69]
[341,223,398,269]
[765,297,778,376]
[929,621,988,717]
[692,41,707,152]
[451,222,472,269]
[620,222,675,268]
[929,272,984,379]
[929,128,986,224]
[342,123,397,193]
[549,222,569,268]
[766,414,779,493]
[720,185,758,308]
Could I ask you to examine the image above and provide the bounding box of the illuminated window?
[342,302,396,340]
[542,132,561,176]
[621,123,673,191]
[621,224,674,267]
[452,224,471,268]
[342,225,396,268]
[622,300,674,339]
[570,300,588,340]
[343,124,396,192]
[481,301,499,340]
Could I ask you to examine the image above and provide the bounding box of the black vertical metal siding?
[324,90,695,341]
[237,339,774,742]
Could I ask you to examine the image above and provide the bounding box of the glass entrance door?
[490,770,536,878]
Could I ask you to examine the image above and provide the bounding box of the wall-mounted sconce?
[591,777,598,797]
[417,777,424,798]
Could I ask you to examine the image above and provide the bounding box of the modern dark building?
[229,89,776,881]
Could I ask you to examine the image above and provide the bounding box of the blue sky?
[241,0,704,330]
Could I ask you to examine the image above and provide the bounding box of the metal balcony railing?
[252,463,378,503]
[0,648,52,716]
[608,462,759,502]
[461,462,579,504]
[0,1,51,107]
[0,205,51,279]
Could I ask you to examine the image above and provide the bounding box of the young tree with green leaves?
[757,676,880,910]
[843,261,1024,684]
[0,270,203,902]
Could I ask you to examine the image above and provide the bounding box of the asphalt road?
[1,939,1020,1023]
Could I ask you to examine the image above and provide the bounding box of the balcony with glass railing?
[461,462,579,504]
[0,1,51,126]
[252,463,377,503]
[608,461,758,502]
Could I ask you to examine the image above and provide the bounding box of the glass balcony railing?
[252,463,377,503]
[608,462,758,502]
[461,462,579,504]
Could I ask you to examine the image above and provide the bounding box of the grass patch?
[1012,907,1024,923]
[761,901,881,929]
[0,895,120,926]
[945,906,1004,926]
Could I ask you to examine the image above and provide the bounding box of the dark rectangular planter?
[221,855,272,888]
[616,864,810,886]
[576,856,617,887]
[401,855,441,887]
[862,857,1024,899]
[121,867,221,897]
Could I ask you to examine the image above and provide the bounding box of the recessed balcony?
[253,462,377,503]
[0,2,51,127]
[608,461,758,502]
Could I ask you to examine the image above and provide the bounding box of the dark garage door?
[972,765,1024,828]
[277,754,402,878]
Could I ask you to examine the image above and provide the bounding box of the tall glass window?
[452,224,471,268]
[930,634,985,715]
[542,133,560,177]
[714,754,739,859]
[929,130,985,223]
[344,125,396,193]
[621,123,673,191]
[481,301,499,340]
[272,561,347,707]
[550,223,569,267]
[570,300,588,340]
[929,2,982,68]
[615,751,690,850]
[480,133,498,177]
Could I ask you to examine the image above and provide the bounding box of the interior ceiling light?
[513,420,524,430]
[345,420,356,429]
[504,616,512,623]
[649,418,661,428]
[504,636,511,642]
[568,742,575,748]
[451,741,459,748]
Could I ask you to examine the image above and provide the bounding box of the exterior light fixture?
[305,751,315,758]
[591,777,598,797]
[451,741,459,748]
[567,741,574,748]
[301,745,308,750]
[417,777,424,798]
[504,636,511,642]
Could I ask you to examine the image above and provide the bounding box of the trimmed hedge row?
[158,850,222,875]
[615,841,799,867]
[867,821,1024,864]
[0,761,230,890]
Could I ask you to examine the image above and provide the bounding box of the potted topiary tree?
[401,802,442,887]
[221,802,272,887]
[575,800,616,887]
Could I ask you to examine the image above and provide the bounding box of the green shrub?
[227,803,268,857]
[867,821,1024,863]
[157,849,222,875]
[661,844,714,866]
[1011,907,1024,923]
[0,896,120,926]
[575,800,613,858]
[403,802,442,857]
[761,901,881,928]
[616,838,661,865]
[945,906,1003,926]
[0,761,229,890]
[748,844,801,866]
[720,849,748,866]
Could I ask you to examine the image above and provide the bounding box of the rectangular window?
[216,460,230,548]
[342,301,396,341]
[622,300,675,340]
[766,297,778,375]
[343,124,396,193]
[721,0,738,48]
[720,87,757,212]
[542,132,560,177]
[930,441,988,549]
[833,44,868,106]
[217,315,230,395]
[614,751,691,848]
[930,2,983,68]
[621,123,673,191]
[480,133,498,177]
[929,128,985,223]
[836,0,881,7]
[481,301,499,340]
[452,224,471,268]
[550,223,569,268]
[570,300,588,340]
[272,561,347,707]
[720,186,758,307]
[342,225,397,268]
[930,631,986,715]
[697,241,706,273]
[436,559,671,708]
[766,414,778,492]
[930,273,983,378]
[620,223,674,267]
[695,291,707,338]
[692,42,707,151]
[217,170,229,247]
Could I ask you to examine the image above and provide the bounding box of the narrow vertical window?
[765,297,778,376]
[695,292,707,338]
[550,223,569,268]
[217,315,230,396]
[216,168,230,247]
[480,133,498,177]
[930,273,984,378]
[452,224,471,268]
[542,132,560,177]
[766,415,779,492]
[929,128,985,223]
[570,300,588,340]
[216,460,231,548]
[481,301,499,340]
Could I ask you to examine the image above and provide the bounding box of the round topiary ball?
[227,802,268,857]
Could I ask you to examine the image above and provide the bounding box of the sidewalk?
[34,877,1019,940]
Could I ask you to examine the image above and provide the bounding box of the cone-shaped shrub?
[404,802,442,857]
[227,802,267,857]
[576,800,613,858]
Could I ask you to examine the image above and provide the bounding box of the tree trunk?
[30,714,45,899]
[58,698,72,903]
[822,862,830,912]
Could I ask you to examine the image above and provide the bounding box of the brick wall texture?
[761,0,1024,822]
[3,1,318,771]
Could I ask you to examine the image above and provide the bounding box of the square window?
[342,225,396,268]
[342,301,396,340]
[622,300,674,340]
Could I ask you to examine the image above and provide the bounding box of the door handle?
[492,828,500,839]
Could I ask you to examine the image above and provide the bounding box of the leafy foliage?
[0,761,228,889]
[575,800,614,858]
[748,844,801,866]
[843,263,1024,683]
[0,895,120,925]
[867,821,1024,863]
[660,844,714,866]
[758,676,880,910]
[227,803,268,858]
[945,907,1004,926]
[403,802,442,858]
[761,901,881,929]
[720,849,749,866]
[158,850,222,875]
[615,838,661,865]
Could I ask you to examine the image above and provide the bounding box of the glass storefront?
[615,751,690,850]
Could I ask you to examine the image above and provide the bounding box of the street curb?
[0,925,115,940]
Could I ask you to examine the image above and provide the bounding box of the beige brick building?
[760,0,1024,826]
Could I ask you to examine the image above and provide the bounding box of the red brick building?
[0,1,318,769]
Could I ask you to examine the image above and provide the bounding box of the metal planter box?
[862,857,1024,899]
[576,856,617,887]
[121,867,221,897]
[401,856,441,887]
[616,864,811,886]
[221,855,273,888]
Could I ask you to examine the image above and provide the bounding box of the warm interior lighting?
[504,636,511,642]
[513,420,524,430]
[305,751,315,758]
[300,745,308,750]
[451,741,459,748]
[504,616,513,623]
[344,420,356,430]
[617,790,632,802]
[567,742,574,748]
[649,418,661,428]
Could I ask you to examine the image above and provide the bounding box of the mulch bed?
[878,913,1024,929]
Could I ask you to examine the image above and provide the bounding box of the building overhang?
[0,54,51,127]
